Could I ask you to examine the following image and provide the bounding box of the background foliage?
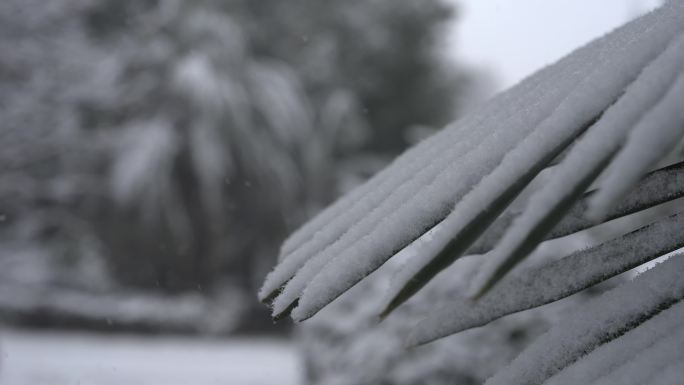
[0,0,473,335]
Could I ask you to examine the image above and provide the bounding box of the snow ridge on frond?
[407,211,684,346]
[471,22,684,298]
[483,255,684,385]
[544,300,684,385]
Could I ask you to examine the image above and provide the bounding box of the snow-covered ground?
[0,328,302,385]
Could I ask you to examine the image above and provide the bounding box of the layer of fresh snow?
[589,66,684,219]
[0,329,301,385]
[545,300,684,385]
[467,161,684,256]
[407,211,684,346]
[484,254,684,385]
[262,38,592,304]
[589,326,684,385]
[290,2,684,321]
[650,361,684,385]
[548,161,684,239]
[265,24,600,311]
[472,14,684,296]
[259,3,684,385]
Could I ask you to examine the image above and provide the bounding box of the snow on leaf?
[467,160,684,256]
[262,1,684,322]
[588,326,684,385]
[649,361,684,385]
[471,22,684,298]
[263,22,610,311]
[544,299,684,385]
[406,211,684,346]
[261,8,684,385]
[273,16,600,265]
[482,254,684,385]
[588,66,684,220]
[263,107,487,302]
[374,5,682,318]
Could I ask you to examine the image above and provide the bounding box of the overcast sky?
[447,0,663,93]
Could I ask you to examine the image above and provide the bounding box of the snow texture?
[261,32,602,299]
[262,2,684,337]
[283,7,668,320]
[649,361,684,385]
[406,211,684,346]
[589,66,684,220]
[264,114,482,300]
[471,13,684,296]
[468,160,684,255]
[277,116,468,261]
[264,24,603,310]
[483,254,684,385]
[294,3,684,321]
[543,161,684,240]
[588,327,684,385]
[544,299,684,385]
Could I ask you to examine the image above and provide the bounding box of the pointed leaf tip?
[271,298,299,322]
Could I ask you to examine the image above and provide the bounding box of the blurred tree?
[80,0,471,301]
[242,0,467,153]
[0,0,473,333]
[0,0,111,292]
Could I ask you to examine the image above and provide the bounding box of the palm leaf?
[407,210,684,346]
[385,23,684,316]
[543,300,684,385]
[259,10,626,309]
[483,255,684,385]
[260,2,684,383]
[468,160,684,255]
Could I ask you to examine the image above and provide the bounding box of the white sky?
[447,0,663,93]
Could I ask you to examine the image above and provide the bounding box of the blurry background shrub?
[0,0,475,334]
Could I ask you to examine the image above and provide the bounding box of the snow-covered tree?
[0,0,112,292]
[261,1,684,383]
[1,0,472,334]
[80,0,470,296]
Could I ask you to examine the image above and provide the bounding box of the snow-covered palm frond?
[261,2,684,383]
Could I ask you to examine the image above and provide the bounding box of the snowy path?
[0,329,302,385]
